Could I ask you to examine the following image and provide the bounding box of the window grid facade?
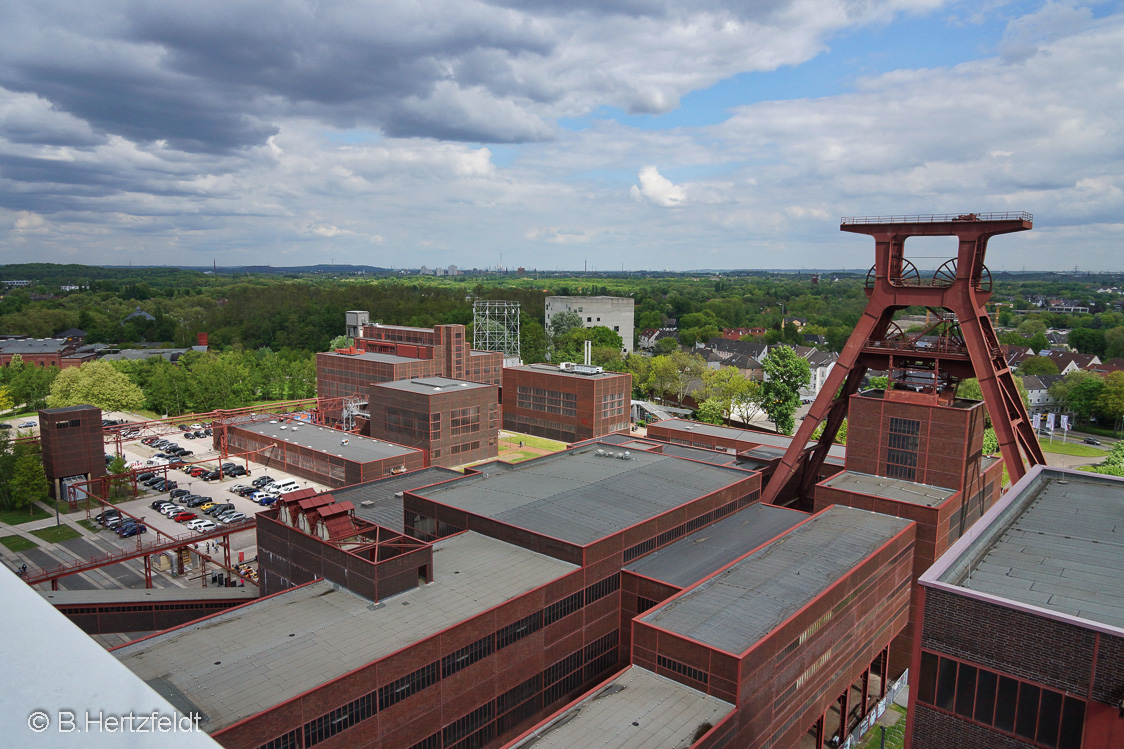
[885,416,921,481]
[516,386,578,417]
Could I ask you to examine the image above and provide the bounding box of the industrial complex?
[7,214,1124,748]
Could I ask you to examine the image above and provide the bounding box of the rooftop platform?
[856,389,983,410]
[821,470,957,507]
[330,466,461,532]
[373,376,493,394]
[510,666,733,748]
[236,420,418,463]
[929,467,1124,631]
[640,506,911,655]
[508,363,629,380]
[115,532,576,731]
[412,442,752,546]
[625,504,807,588]
[651,418,847,459]
[41,586,257,606]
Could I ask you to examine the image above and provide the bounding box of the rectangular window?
[935,655,957,711]
[885,417,920,481]
[544,591,582,625]
[1037,688,1062,747]
[497,612,542,649]
[995,676,1018,732]
[441,635,494,679]
[378,662,439,711]
[516,386,577,417]
[974,669,997,725]
[954,663,976,718]
[1015,683,1040,740]
[657,655,708,685]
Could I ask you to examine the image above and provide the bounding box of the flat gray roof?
[625,504,808,588]
[508,363,629,380]
[320,350,422,364]
[821,470,956,507]
[640,506,911,654]
[115,532,577,732]
[373,376,493,394]
[414,443,751,546]
[510,666,732,748]
[857,389,983,410]
[331,467,462,532]
[237,420,418,464]
[932,468,1124,630]
[653,418,847,459]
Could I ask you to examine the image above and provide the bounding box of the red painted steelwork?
[761,213,1044,506]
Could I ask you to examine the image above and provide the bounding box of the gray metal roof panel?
[374,377,492,394]
[939,470,1124,630]
[625,504,808,588]
[238,420,418,463]
[639,506,911,654]
[416,445,749,545]
[510,667,732,749]
[115,533,576,731]
[821,470,956,506]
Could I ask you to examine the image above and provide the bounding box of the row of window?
[449,441,481,455]
[657,655,709,685]
[622,490,760,563]
[601,391,626,418]
[449,406,481,436]
[64,601,233,615]
[515,386,578,417]
[917,651,1085,749]
[385,407,440,440]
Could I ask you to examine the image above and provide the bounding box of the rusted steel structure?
[761,212,1045,506]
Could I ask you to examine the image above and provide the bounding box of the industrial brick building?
[367,377,499,468]
[909,466,1124,749]
[0,336,96,368]
[217,417,424,487]
[501,364,631,443]
[38,404,105,499]
[545,296,635,354]
[315,322,503,402]
[814,388,1005,676]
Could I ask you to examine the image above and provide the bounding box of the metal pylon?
[760,212,1045,506]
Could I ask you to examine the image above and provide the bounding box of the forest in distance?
[3,262,1124,421]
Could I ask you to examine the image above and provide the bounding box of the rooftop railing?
[842,212,1032,225]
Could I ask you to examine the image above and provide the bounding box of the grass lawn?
[0,505,51,525]
[499,432,567,452]
[858,704,906,749]
[31,524,82,543]
[40,497,73,515]
[1037,439,1103,457]
[498,450,541,463]
[0,535,38,552]
[77,519,101,533]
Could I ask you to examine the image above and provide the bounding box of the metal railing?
[842,212,1032,225]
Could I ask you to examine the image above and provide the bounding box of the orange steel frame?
[760,212,1046,506]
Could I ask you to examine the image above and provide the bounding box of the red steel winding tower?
[760,212,1045,506]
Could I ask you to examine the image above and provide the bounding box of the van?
[273,480,300,494]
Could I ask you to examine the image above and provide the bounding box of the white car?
[189,423,204,430]
[188,519,217,532]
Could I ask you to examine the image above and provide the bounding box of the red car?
[188,467,206,477]
[172,511,197,522]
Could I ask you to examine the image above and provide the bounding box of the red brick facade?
[501,365,631,443]
[38,405,105,499]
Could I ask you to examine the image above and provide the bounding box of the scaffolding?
[473,299,521,363]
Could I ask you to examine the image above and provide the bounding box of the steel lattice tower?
[760,212,1045,506]
[473,300,521,362]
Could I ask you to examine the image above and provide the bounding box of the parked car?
[258,496,279,507]
[137,472,155,481]
[172,511,197,522]
[218,512,246,524]
[95,510,121,524]
[205,503,234,517]
[105,515,127,529]
[1084,437,1102,445]
[151,500,174,510]
[228,465,247,477]
[119,523,147,538]
[18,421,36,428]
[192,520,217,533]
[201,470,221,481]
[171,488,192,499]
[252,475,274,488]
[192,430,206,439]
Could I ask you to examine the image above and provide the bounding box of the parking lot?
[94,425,333,561]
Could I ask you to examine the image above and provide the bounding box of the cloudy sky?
[1,0,1121,271]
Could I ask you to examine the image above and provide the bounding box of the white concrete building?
[546,295,635,354]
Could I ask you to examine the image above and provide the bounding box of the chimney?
[197,332,209,347]
[584,340,592,366]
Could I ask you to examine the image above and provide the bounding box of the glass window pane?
[974,669,997,725]
[935,657,957,711]
[1037,689,1062,748]
[1015,683,1040,740]
[1058,697,1085,749]
[918,652,938,705]
[954,664,977,718]
[995,676,1018,732]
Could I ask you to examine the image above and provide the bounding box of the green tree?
[0,385,12,414]
[145,362,190,416]
[867,375,889,390]
[695,399,725,425]
[1096,371,1124,426]
[1049,371,1104,421]
[760,347,811,435]
[1016,319,1047,338]
[693,366,756,420]
[1068,327,1106,357]
[520,319,548,364]
[982,428,999,456]
[547,310,583,354]
[107,455,132,498]
[0,429,14,510]
[654,337,679,355]
[1018,356,1060,376]
[645,351,706,406]
[812,417,848,445]
[327,335,353,350]
[10,450,49,515]
[1105,327,1124,360]
[185,351,254,411]
[47,361,145,412]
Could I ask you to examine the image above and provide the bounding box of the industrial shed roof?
[373,376,493,394]
[640,506,911,655]
[821,470,957,507]
[413,443,752,546]
[625,504,808,589]
[237,421,418,463]
[509,667,732,749]
[931,468,1124,630]
[652,418,847,459]
[331,466,461,532]
[114,532,576,732]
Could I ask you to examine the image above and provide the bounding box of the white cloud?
[630,166,686,207]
